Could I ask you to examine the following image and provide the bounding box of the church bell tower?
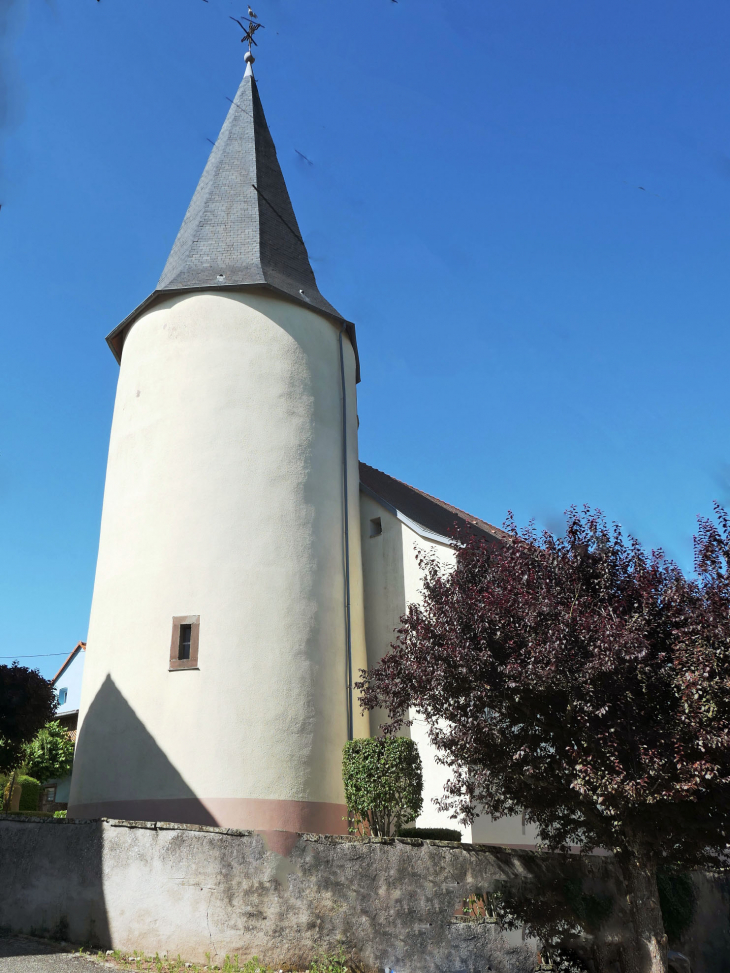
[68,48,369,833]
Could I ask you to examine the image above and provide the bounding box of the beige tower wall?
[359,492,537,846]
[69,290,368,833]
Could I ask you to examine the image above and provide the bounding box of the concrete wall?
[359,492,538,846]
[3,817,726,972]
[0,816,543,973]
[677,871,730,973]
[70,290,368,834]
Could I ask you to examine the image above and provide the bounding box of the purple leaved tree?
[358,506,730,973]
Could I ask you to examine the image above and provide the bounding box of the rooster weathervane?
[230,7,265,53]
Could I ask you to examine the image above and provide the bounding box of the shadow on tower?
[69,675,217,826]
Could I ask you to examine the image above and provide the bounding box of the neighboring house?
[40,642,86,812]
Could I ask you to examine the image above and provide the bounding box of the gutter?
[339,325,354,742]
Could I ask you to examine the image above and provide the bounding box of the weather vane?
[230,8,265,54]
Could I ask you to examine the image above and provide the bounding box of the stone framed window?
[169,615,200,671]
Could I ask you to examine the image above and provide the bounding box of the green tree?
[0,664,56,775]
[23,721,75,783]
[342,737,423,836]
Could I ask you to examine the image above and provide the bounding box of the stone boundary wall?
[0,816,552,973]
[0,817,727,973]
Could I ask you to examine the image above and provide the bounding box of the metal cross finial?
[230,14,264,52]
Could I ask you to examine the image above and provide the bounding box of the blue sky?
[2,0,730,679]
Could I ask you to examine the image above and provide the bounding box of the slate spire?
[157,60,341,321]
[107,57,359,379]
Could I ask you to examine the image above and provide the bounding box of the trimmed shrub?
[53,809,67,819]
[342,737,423,837]
[396,826,462,842]
[17,775,41,813]
[2,775,42,813]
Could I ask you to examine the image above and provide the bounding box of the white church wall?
[359,494,538,847]
[399,526,468,837]
[359,494,407,731]
[70,289,367,833]
[359,494,469,836]
[471,811,540,847]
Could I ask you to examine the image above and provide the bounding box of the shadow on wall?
[0,818,111,949]
[680,872,730,973]
[69,675,216,826]
[361,503,406,736]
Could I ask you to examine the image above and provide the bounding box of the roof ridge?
[359,462,508,539]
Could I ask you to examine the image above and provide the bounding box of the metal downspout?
[339,324,354,741]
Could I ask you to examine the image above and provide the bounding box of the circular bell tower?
[68,53,369,833]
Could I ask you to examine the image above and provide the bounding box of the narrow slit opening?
[178,623,192,661]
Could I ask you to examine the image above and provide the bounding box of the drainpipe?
[339,324,354,741]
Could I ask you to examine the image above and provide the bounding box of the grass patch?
[78,946,351,973]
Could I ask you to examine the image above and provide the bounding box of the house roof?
[51,642,86,686]
[106,63,360,381]
[359,463,507,543]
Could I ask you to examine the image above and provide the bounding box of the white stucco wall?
[359,492,538,847]
[359,493,467,836]
[54,649,85,716]
[70,289,367,833]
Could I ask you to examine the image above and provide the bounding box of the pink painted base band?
[67,796,349,836]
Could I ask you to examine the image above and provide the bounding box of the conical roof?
[107,64,359,379]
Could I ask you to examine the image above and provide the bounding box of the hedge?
[342,737,423,837]
[396,826,462,842]
[2,774,41,813]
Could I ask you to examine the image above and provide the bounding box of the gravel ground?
[0,936,103,973]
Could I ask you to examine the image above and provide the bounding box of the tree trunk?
[620,859,668,973]
[591,941,610,973]
[3,768,18,814]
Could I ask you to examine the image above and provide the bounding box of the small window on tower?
[169,616,200,671]
[370,517,382,537]
[58,688,68,706]
[178,624,192,660]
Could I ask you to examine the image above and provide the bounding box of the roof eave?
[52,642,86,687]
[360,482,459,545]
[359,462,508,543]
[106,284,361,383]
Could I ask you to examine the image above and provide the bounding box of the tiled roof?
[359,463,506,543]
[106,68,360,379]
[51,641,86,686]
